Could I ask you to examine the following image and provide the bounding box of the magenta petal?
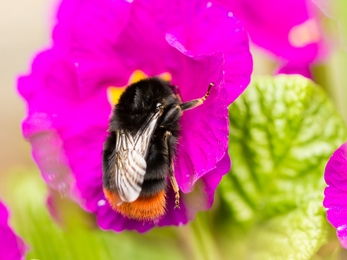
[166,2,252,104]
[54,0,134,96]
[323,142,347,248]
[337,225,347,249]
[166,2,251,193]
[277,62,312,79]
[168,52,229,193]
[0,201,28,260]
[21,113,74,195]
[202,152,231,208]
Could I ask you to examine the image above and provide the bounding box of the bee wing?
[113,130,146,203]
[114,108,162,203]
[133,108,162,156]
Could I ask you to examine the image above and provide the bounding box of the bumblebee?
[102,77,213,221]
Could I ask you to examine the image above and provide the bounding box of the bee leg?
[164,131,180,209]
[179,82,214,111]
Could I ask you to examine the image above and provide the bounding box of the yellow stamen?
[158,72,172,82]
[106,70,173,106]
[129,70,148,83]
[107,86,127,106]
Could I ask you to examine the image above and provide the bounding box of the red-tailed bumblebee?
[102,77,213,221]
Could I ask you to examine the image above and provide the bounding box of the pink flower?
[18,0,252,232]
[324,142,347,248]
[0,201,27,260]
[218,0,324,77]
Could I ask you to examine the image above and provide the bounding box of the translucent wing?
[114,107,162,203]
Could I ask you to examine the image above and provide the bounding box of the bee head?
[113,77,180,133]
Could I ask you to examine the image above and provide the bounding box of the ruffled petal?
[166,2,250,192]
[0,201,28,260]
[323,142,347,248]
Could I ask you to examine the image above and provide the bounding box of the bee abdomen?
[114,190,166,221]
[140,177,167,197]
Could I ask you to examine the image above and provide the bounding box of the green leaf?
[218,75,347,259]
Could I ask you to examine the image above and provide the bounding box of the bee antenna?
[179,82,214,111]
[201,82,214,101]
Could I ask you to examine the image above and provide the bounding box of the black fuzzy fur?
[103,77,181,198]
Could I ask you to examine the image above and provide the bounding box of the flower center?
[106,70,172,106]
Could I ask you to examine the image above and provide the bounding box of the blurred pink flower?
[18,0,252,232]
[0,201,27,260]
[324,142,347,248]
[218,0,324,77]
